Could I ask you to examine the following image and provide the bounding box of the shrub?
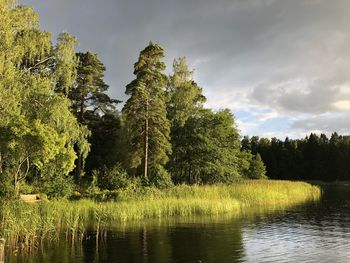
[33,172,74,198]
[0,171,15,200]
[19,182,34,194]
[96,164,137,190]
[149,165,174,189]
[87,189,120,202]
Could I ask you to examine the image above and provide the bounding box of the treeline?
[242,133,350,181]
[0,1,266,199]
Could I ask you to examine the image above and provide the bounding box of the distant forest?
[242,133,350,181]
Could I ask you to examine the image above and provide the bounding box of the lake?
[6,184,350,263]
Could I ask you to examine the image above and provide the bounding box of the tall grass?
[0,180,320,247]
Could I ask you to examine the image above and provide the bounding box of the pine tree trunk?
[75,96,85,181]
[144,99,149,180]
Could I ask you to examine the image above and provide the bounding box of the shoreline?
[0,180,321,248]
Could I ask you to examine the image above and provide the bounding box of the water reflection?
[78,219,246,263]
[7,184,350,263]
[242,184,350,263]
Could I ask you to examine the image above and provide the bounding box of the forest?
[242,133,350,181]
[0,1,268,200]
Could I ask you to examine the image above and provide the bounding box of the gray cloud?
[252,78,350,114]
[20,0,350,136]
[291,112,350,134]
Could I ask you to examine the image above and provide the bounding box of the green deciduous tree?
[167,57,206,127]
[166,58,244,184]
[169,109,242,184]
[54,32,78,94]
[122,42,171,180]
[0,0,89,196]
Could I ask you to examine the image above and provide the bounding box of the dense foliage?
[242,133,350,181]
[0,0,89,197]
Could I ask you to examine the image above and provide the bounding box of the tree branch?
[24,56,55,73]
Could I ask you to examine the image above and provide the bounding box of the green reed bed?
[0,180,320,247]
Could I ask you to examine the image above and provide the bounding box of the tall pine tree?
[122,42,171,179]
[68,51,119,180]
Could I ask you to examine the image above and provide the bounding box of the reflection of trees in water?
[9,211,297,263]
[79,219,245,263]
[7,240,84,263]
[8,218,245,262]
[168,220,245,263]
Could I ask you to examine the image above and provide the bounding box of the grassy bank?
[0,180,320,247]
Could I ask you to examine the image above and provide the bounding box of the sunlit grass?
[0,180,320,247]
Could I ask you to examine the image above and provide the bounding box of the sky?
[20,0,350,139]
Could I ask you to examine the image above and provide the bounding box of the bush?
[95,164,140,190]
[148,165,174,189]
[86,189,120,202]
[19,182,34,194]
[0,171,15,200]
[33,171,74,199]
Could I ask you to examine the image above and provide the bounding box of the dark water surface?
[7,184,350,263]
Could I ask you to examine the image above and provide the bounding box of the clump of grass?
[0,180,320,247]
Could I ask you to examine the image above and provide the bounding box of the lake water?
[6,184,350,263]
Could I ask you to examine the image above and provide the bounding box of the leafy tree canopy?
[0,0,89,195]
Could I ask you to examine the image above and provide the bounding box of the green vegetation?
[242,133,350,181]
[0,0,89,198]
[0,181,320,247]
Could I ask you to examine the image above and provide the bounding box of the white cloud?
[333,100,350,110]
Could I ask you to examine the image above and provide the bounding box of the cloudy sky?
[21,0,350,138]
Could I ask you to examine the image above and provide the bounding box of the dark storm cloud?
[20,0,350,136]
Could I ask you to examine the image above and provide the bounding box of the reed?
[0,180,320,247]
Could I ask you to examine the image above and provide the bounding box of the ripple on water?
[242,186,350,263]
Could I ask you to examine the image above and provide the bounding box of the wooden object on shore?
[0,238,4,263]
[19,194,39,203]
